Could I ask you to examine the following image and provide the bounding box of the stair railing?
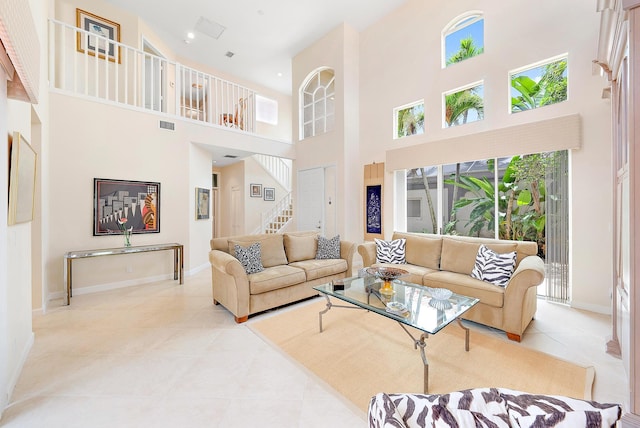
[254,154,291,191]
[255,192,293,234]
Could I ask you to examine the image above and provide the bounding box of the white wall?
[244,157,288,233]
[188,144,213,273]
[356,0,612,312]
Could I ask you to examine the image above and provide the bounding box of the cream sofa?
[358,232,545,342]
[209,231,355,323]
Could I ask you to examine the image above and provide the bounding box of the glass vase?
[123,230,132,247]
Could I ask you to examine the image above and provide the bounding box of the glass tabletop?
[313,276,479,335]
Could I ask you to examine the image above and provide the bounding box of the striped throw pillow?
[375,238,406,264]
[471,244,516,287]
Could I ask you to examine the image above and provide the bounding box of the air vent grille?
[159,120,175,130]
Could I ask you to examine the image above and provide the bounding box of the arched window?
[300,67,335,139]
[442,12,484,68]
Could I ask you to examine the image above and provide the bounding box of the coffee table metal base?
[317,294,471,394]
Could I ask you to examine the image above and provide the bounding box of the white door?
[231,186,241,235]
[143,39,165,112]
[324,166,337,237]
[297,168,324,233]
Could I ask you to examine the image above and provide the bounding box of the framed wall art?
[364,162,384,240]
[196,187,210,220]
[93,178,160,236]
[250,183,262,197]
[263,187,275,201]
[7,132,37,225]
[76,9,121,63]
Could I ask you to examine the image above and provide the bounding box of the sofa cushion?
[393,232,443,269]
[316,235,341,259]
[289,259,348,281]
[234,243,264,274]
[440,237,517,275]
[424,271,504,308]
[471,244,517,287]
[284,233,317,262]
[375,238,406,264]
[229,234,288,268]
[372,262,437,286]
[248,265,307,295]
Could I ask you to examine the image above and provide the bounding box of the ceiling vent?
[224,154,238,158]
[195,16,226,40]
[225,51,235,58]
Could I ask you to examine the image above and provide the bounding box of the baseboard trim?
[4,332,34,415]
[622,412,640,427]
[47,273,177,301]
[186,262,209,276]
[569,300,611,315]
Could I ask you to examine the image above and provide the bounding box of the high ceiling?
[103,0,408,95]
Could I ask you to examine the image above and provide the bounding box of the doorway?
[297,166,336,236]
[142,38,166,112]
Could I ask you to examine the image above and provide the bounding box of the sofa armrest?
[209,250,250,321]
[340,240,356,276]
[358,242,377,268]
[503,255,545,337]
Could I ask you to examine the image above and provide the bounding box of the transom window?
[394,100,425,139]
[510,56,568,114]
[443,13,484,68]
[300,68,335,140]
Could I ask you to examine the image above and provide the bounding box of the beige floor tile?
[4,267,627,426]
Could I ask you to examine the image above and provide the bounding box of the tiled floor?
[1,267,627,427]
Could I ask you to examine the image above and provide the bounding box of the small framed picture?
[195,187,210,220]
[76,9,121,63]
[250,183,262,198]
[264,187,275,201]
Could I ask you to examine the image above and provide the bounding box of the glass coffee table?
[313,276,479,393]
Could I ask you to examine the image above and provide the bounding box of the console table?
[63,243,184,305]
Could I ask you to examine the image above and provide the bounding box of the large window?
[300,68,335,139]
[405,151,569,301]
[510,57,568,114]
[443,13,484,68]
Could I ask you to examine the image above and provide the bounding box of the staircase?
[252,154,294,234]
[264,202,293,234]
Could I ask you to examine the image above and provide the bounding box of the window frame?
[393,99,425,140]
[508,54,568,115]
[299,67,335,140]
[442,81,484,128]
[442,11,484,68]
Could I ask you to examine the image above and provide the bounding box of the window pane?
[444,159,495,237]
[444,84,484,128]
[326,96,335,116]
[303,122,313,138]
[256,94,278,125]
[303,92,313,105]
[407,199,421,218]
[305,77,319,93]
[445,17,484,67]
[303,105,313,122]
[395,102,424,139]
[406,167,438,233]
[315,118,325,133]
[314,99,325,117]
[320,70,334,87]
[510,58,567,113]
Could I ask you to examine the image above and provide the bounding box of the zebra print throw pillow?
[316,235,341,259]
[375,238,406,264]
[234,243,264,274]
[470,244,517,287]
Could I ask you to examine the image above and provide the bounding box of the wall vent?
[159,120,175,130]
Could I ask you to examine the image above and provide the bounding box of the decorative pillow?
[375,238,406,264]
[234,243,264,274]
[471,244,517,287]
[316,235,340,259]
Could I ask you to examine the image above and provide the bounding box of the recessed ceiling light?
[277,72,283,77]
[187,32,195,39]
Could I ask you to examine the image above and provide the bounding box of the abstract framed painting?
[93,178,160,236]
[366,184,382,234]
[7,132,37,225]
[195,187,210,220]
[76,9,121,63]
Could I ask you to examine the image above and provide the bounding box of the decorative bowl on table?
[366,267,409,295]
[427,287,453,310]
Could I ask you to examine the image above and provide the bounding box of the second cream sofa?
[358,232,545,342]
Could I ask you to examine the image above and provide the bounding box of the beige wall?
[189,144,214,272]
[356,0,612,312]
[292,23,360,242]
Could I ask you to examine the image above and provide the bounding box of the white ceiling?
[103,0,408,95]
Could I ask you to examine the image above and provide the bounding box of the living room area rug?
[249,299,595,413]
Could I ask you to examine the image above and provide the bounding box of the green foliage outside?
[511,59,567,112]
[397,104,424,138]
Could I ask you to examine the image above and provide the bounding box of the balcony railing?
[48,18,256,132]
